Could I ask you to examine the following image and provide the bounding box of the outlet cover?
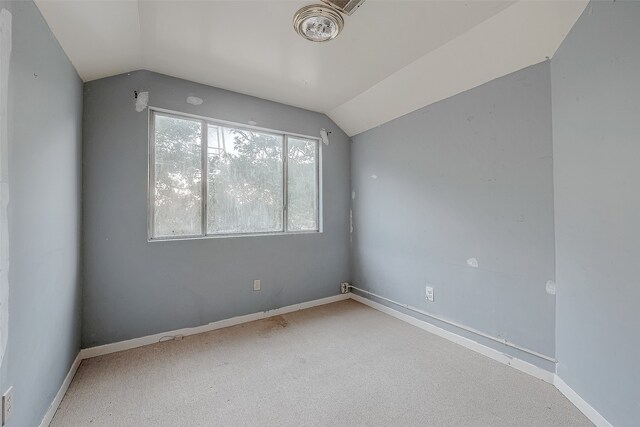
[425,286,434,302]
[253,280,261,291]
[2,386,13,426]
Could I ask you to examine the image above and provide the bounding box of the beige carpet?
[51,300,591,426]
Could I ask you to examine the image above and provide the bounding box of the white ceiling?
[35,0,587,136]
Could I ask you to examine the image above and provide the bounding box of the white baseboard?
[80,294,350,360]
[349,292,613,426]
[554,375,613,427]
[38,353,82,427]
[40,294,349,426]
[348,293,555,383]
[40,292,611,427]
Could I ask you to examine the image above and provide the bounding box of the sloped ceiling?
[35,0,587,136]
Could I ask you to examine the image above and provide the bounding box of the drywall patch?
[351,190,356,200]
[467,257,479,268]
[545,280,556,295]
[370,174,377,179]
[186,96,202,106]
[134,91,149,112]
[350,209,353,234]
[0,8,11,366]
[320,129,330,145]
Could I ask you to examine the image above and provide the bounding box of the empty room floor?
[51,300,591,426]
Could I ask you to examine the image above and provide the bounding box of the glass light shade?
[294,5,344,42]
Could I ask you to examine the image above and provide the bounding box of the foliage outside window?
[150,110,320,239]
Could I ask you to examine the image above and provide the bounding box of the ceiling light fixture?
[293,4,344,43]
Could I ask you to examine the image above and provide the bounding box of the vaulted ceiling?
[35,0,587,136]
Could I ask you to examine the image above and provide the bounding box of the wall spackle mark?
[135,91,149,112]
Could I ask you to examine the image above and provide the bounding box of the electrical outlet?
[340,282,350,294]
[2,386,13,426]
[425,286,434,302]
[253,279,261,291]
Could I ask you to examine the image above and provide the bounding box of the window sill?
[148,230,321,243]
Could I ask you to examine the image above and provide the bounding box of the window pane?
[207,126,284,234]
[287,137,318,231]
[153,114,202,237]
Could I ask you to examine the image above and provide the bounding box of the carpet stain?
[267,316,289,328]
[257,316,289,337]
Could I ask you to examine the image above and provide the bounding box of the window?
[149,110,320,239]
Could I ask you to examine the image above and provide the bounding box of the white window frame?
[148,107,322,241]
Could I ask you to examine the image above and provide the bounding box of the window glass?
[207,126,284,234]
[153,115,202,237]
[287,137,318,231]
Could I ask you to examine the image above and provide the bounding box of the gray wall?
[351,62,557,370]
[0,1,82,426]
[82,70,350,347]
[552,1,640,425]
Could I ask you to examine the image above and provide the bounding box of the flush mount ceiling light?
[293,5,344,42]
